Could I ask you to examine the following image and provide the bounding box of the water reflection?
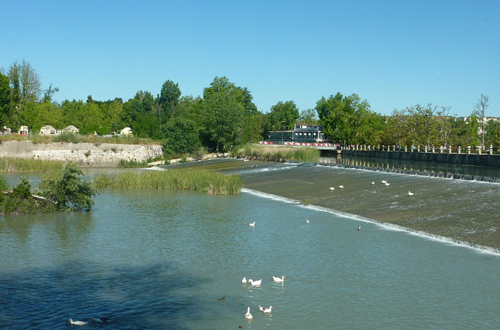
[0,261,202,330]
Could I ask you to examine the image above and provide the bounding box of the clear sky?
[1,0,499,117]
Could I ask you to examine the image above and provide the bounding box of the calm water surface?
[1,167,500,329]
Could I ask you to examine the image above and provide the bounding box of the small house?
[120,127,133,136]
[19,126,29,135]
[62,125,80,134]
[39,125,57,136]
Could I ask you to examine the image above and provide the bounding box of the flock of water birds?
[238,274,286,320]
[330,179,414,196]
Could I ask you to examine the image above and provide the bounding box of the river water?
[1,161,500,329]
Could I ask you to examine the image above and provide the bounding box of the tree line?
[1,61,498,156]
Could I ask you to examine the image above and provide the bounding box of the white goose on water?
[338,185,344,189]
[260,305,273,313]
[408,191,414,196]
[248,279,262,286]
[242,277,247,284]
[273,275,285,282]
[249,222,255,227]
[245,307,253,319]
[329,187,335,191]
[67,318,88,326]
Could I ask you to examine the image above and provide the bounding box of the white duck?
[338,185,344,189]
[329,187,335,191]
[245,307,253,319]
[408,190,414,196]
[384,182,390,186]
[260,305,273,313]
[381,180,387,184]
[67,318,88,326]
[248,279,262,286]
[249,222,256,227]
[273,275,285,282]
[306,219,310,224]
[242,277,247,284]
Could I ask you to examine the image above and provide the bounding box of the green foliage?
[93,169,243,195]
[40,162,98,211]
[0,176,9,191]
[3,177,39,214]
[317,93,375,145]
[159,80,182,119]
[231,145,320,162]
[268,101,299,130]
[161,118,201,155]
[0,157,64,172]
[201,76,246,152]
[0,72,12,127]
[118,159,148,168]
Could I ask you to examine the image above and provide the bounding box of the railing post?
[467,146,471,154]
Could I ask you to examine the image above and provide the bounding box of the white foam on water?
[242,187,500,256]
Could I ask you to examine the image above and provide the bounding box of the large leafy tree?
[268,100,299,130]
[161,117,201,155]
[406,104,440,148]
[122,91,156,138]
[0,72,11,127]
[316,93,373,144]
[8,60,42,105]
[159,80,181,120]
[201,76,246,153]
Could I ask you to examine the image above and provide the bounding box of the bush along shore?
[93,169,243,195]
[231,145,320,162]
[0,162,98,215]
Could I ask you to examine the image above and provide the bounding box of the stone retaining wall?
[0,141,163,167]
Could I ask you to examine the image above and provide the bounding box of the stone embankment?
[0,141,163,167]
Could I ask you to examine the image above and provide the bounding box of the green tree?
[298,108,318,124]
[159,80,182,120]
[41,162,98,211]
[485,120,500,148]
[42,83,59,103]
[161,118,201,155]
[0,72,12,127]
[473,94,489,150]
[8,60,42,105]
[316,93,373,144]
[201,76,246,153]
[3,177,38,214]
[268,100,299,130]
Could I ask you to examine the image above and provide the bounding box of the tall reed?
[0,158,64,172]
[231,145,320,162]
[93,169,242,195]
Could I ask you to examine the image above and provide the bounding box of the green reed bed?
[93,169,243,195]
[232,145,320,162]
[0,158,64,172]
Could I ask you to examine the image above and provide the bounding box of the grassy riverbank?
[0,158,64,172]
[93,169,243,195]
[231,145,320,162]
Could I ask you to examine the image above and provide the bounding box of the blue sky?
[1,0,499,117]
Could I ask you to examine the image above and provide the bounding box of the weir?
[318,145,500,168]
